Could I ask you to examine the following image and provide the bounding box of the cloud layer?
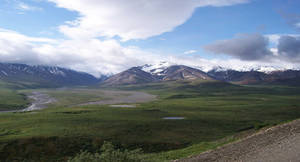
[48,0,248,41]
[278,36,300,62]
[204,34,273,60]
[204,33,300,63]
[0,28,162,77]
[1,1,300,77]
[1,28,300,77]
[0,1,253,77]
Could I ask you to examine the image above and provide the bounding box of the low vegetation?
[0,81,29,111]
[0,81,300,161]
[68,141,145,162]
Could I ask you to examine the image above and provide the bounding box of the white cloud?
[0,28,56,43]
[153,55,300,72]
[16,2,43,12]
[1,28,300,77]
[48,0,249,41]
[6,1,300,76]
[0,28,57,64]
[270,48,279,56]
[0,28,162,77]
[266,34,281,45]
[1,0,250,77]
[266,34,300,45]
[184,50,197,54]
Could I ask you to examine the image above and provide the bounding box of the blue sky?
[124,0,299,57]
[0,0,300,76]
[0,0,78,38]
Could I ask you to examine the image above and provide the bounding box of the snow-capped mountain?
[139,61,297,74]
[1,62,300,87]
[139,61,173,75]
[0,63,100,88]
[102,67,158,86]
[102,65,214,86]
[100,61,298,86]
[251,66,288,74]
[157,65,213,81]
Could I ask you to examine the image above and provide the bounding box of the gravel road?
[177,119,300,162]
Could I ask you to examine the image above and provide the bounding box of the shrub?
[68,141,146,162]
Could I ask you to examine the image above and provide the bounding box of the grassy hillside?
[0,81,300,161]
[0,81,29,111]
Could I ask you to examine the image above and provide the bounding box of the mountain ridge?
[0,63,101,88]
[101,67,158,86]
[1,62,300,87]
[140,61,298,74]
[103,63,300,86]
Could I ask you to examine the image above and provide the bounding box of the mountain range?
[0,63,101,88]
[1,62,300,87]
[102,63,300,86]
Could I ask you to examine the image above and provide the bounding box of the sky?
[0,0,300,77]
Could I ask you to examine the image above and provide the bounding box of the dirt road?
[178,119,300,162]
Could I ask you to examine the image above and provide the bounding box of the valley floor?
[1,82,300,161]
[77,90,156,106]
[0,91,56,113]
[179,119,300,162]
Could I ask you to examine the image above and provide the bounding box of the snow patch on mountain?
[139,61,299,75]
[1,70,8,76]
[141,61,174,75]
[252,66,287,74]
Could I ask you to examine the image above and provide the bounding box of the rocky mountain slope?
[1,62,300,87]
[101,67,158,86]
[157,65,213,81]
[0,63,100,88]
[103,63,300,86]
[102,65,215,86]
[208,69,300,85]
